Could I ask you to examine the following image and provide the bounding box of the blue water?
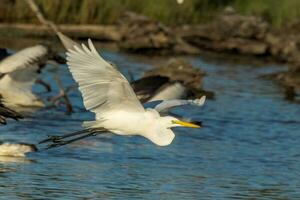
[0,49,299,199]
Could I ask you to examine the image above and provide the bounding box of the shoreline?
[0,11,299,65]
[0,11,299,99]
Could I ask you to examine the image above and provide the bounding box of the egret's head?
[163,116,201,128]
[144,116,201,147]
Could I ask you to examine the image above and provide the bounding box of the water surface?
[0,44,299,199]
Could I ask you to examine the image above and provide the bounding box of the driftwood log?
[0,23,122,42]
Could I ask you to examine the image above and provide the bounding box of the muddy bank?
[269,68,300,101]
[0,23,121,42]
[0,11,299,57]
[118,10,300,99]
[1,10,300,98]
[1,10,300,64]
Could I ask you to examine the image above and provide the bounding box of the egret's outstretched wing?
[66,39,145,118]
[0,45,48,74]
[151,96,206,112]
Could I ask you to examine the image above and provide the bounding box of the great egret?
[41,39,204,148]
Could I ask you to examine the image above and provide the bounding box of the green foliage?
[233,0,300,27]
[0,0,300,27]
[0,0,231,25]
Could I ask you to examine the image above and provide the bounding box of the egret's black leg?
[39,128,107,150]
[45,131,101,149]
[39,129,93,144]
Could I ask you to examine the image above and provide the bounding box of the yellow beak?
[172,120,201,128]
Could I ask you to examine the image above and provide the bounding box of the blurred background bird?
[0,44,49,110]
[131,59,214,102]
[0,44,72,114]
[0,97,23,124]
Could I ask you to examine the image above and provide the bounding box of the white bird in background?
[41,38,204,148]
[0,142,37,157]
[0,45,48,110]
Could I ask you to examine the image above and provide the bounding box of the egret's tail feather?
[39,128,107,149]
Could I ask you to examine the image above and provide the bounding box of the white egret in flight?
[41,38,204,148]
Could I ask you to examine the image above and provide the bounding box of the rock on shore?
[117,12,200,55]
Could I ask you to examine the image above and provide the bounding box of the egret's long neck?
[142,127,175,146]
[141,111,175,146]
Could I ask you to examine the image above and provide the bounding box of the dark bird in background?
[0,48,9,60]
[0,96,23,124]
[132,58,214,103]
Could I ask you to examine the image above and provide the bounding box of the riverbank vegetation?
[0,0,300,27]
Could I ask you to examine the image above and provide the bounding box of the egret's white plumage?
[0,45,48,108]
[65,40,201,146]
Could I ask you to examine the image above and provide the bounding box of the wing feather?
[66,39,144,119]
